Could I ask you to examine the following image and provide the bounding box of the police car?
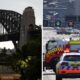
[56,53,80,80]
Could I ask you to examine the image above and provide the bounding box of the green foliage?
[21,25,41,80]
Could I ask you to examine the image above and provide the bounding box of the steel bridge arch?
[0,9,22,48]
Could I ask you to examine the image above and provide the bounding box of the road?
[43,74,80,80]
[43,27,80,80]
[43,70,80,80]
[43,27,72,53]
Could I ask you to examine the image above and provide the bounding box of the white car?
[56,53,80,80]
[70,35,80,40]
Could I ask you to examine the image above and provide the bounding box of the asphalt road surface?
[43,27,80,80]
[43,75,80,80]
[43,70,80,80]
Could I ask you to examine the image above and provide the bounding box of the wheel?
[57,32,59,34]
[50,58,59,72]
[56,75,62,80]
[50,60,56,72]
[56,76,62,80]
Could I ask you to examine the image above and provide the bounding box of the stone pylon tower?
[19,7,35,49]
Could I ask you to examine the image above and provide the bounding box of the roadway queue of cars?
[56,27,80,34]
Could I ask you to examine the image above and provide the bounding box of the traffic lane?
[43,74,56,80]
[43,74,80,80]
[63,78,80,80]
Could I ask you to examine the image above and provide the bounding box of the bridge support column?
[19,7,35,49]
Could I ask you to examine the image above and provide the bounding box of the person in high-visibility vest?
[64,48,70,53]
[64,43,70,53]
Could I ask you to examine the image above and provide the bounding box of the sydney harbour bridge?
[0,7,36,49]
[0,7,41,79]
[0,9,21,48]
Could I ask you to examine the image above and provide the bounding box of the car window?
[47,40,57,51]
[64,55,80,61]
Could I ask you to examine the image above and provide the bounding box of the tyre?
[50,58,59,72]
[57,32,59,34]
[56,75,62,80]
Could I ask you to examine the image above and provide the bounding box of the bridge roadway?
[0,32,19,41]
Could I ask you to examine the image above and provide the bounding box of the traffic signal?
[55,20,61,27]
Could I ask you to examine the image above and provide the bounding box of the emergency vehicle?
[56,53,80,80]
[44,38,80,71]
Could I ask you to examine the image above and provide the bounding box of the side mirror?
[46,43,48,52]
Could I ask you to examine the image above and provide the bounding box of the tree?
[21,25,41,80]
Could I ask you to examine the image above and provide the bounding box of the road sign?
[55,20,61,27]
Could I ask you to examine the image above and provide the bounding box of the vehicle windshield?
[47,40,57,51]
[70,44,80,51]
[64,55,80,61]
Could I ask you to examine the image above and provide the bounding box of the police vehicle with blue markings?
[56,53,80,80]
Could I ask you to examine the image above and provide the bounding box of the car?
[70,35,80,40]
[57,27,80,34]
[56,53,80,80]
[74,29,80,34]
[69,29,80,34]
[56,28,72,34]
[57,28,66,34]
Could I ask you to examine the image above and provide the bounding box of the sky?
[0,0,43,49]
